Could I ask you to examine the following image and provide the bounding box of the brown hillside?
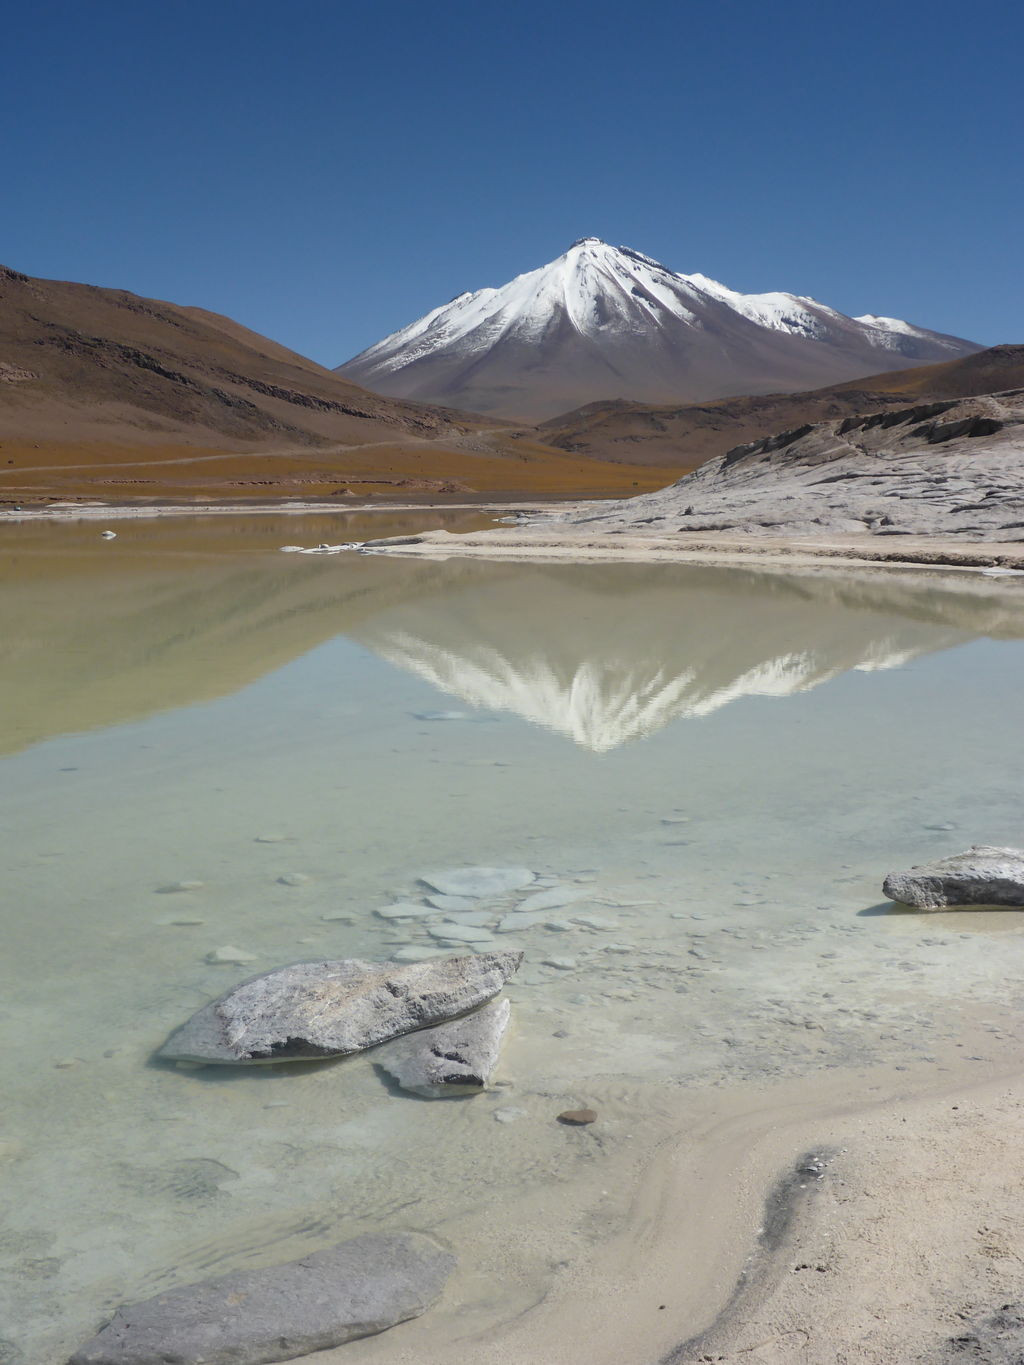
[0,265,681,502]
[539,345,1024,471]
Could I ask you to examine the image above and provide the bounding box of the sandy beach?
[323,1046,1024,1365]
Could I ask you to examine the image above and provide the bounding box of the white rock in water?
[159,952,522,1064]
[572,914,620,931]
[420,867,535,898]
[515,886,586,913]
[101,530,117,540]
[277,873,310,887]
[375,903,438,920]
[883,845,1024,908]
[390,946,452,963]
[542,956,578,971]
[376,998,511,1097]
[205,946,257,965]
[428,923,498,944]
[157,880,204,894]
[496,912,549,933]
[69,1231,455,1365]
[426,894,478,913]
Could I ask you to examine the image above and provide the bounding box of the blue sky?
[3,0,1021,366]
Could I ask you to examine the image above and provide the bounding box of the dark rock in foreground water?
[158,952,522,1064]
[377,997,511,1096]
[69,1231,455,1365]
[883,845,1024,909]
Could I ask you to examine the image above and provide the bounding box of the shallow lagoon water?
[2,515,1024,1363]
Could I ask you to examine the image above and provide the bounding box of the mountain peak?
[338,244,981,422]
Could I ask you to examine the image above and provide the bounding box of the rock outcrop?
[883,846,1024,908]
[376,997,511,1097]
[531,390,1024,541]
[69,1231,455,1365]
[157,952,522,1064]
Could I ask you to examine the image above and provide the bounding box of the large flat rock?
[69,1231,455,1365]
[883,845,1024,908]
[377,997,511,1097]
[158,952,522,1064]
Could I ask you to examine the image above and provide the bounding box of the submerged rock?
[377,998,511,1097]
[158,952,523,1064]
[883,845,1024,908]
[515,886,586,913]
[204,946,257,966]
[69,1231,455,1365]
[557,1108,597,1125]
[425,894,478,913]
[420,867,535,898]
[427,923,497,944]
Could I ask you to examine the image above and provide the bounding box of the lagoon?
[2,514,1024,1364]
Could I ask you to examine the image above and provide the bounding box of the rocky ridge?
[536,389,1024,540]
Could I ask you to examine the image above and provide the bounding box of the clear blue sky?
[3,0,1021,366]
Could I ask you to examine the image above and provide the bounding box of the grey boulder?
[158,952,522,1064]
[377,998,511,1097]
[69,1231,455,1365]
[883,845,1024,909]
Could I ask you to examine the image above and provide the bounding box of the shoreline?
[0,497,555,522]
[358,525,1024,575]
[329,1046,1024,1365]
[5,497,1024,574]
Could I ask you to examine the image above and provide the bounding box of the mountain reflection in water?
[2,519,1023,755]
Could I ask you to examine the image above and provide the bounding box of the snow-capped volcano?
[337,238,980,421]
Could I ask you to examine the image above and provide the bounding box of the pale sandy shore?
[328,1049,1024,1365]
[361,524,1024,574]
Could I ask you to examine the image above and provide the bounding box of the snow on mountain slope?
[337,239,980,422]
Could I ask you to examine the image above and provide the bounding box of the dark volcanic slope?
[539,346,1024,470]
[0,263,497,450]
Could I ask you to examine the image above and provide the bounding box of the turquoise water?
[2,517,1024,1363]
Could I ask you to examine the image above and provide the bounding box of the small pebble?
[254,834,290,844]
[557,1108,597,1125]
[277,873,310,887]
[156,881,204,894]
[542,956,577,971]
[53,1058,79,1070]
[493,1107,527,1123]
[320,912,355,923]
